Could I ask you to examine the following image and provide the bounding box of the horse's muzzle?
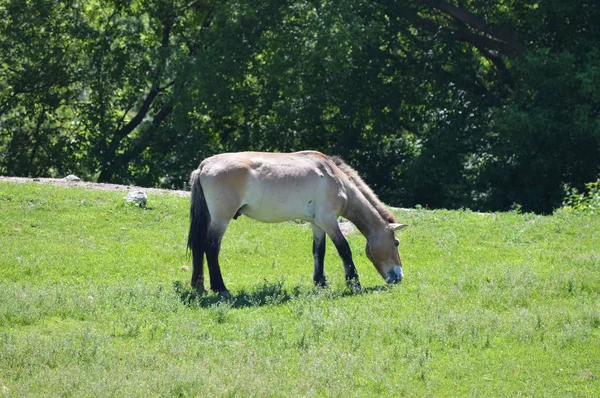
[385,266,403,284]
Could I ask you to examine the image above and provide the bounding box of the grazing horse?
[187,151,407,297]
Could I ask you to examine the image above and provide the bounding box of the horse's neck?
[342,186,386,239]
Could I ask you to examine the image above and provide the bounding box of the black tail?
[187,170,210,289]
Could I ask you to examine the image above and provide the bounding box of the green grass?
[0,181,599,396]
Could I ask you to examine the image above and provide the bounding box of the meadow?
[0,181,599,397]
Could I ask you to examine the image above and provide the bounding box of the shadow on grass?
[172,280,391,309]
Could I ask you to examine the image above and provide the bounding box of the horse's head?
[365,223,408,284]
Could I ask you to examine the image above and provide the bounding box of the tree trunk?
[97,21,172,183]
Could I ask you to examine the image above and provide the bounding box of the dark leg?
[311,225,327,287]
[205,229,230,297]
[191,254,207,294]
[328,228,361,293]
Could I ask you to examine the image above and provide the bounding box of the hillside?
[0,180,599,396]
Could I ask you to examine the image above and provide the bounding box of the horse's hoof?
[192,286,208,295]
[348,282,362,294]
[217,290,232,299]
[314,281,330,290]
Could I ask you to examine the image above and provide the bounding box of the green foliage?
[476,0,600,213]
[1,0,599,212]
[1,182,599,395]
[562,180,600,214]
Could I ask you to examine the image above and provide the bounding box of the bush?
[562,180,600,214]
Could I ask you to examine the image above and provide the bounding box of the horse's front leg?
[205,226,231,298]
[321,222,362,293]
[311,225,328,287]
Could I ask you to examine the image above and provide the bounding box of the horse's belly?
[240,181,319,223]
[241,198,315,223]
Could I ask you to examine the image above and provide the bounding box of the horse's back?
[200,150,325,169]
[197,151,345,223]
[199,151,333,181]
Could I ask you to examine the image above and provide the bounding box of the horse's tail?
[187,169,210,289]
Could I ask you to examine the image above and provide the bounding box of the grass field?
[0,181,599,396]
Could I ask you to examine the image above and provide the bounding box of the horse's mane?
[329,156,397,224]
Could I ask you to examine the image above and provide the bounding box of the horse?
[187,150,408,297]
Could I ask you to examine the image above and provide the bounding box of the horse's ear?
[388,223,409,231]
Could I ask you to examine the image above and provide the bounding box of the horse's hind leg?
[311,225,328,287]
[205,222,231,297]
[200,169,249,298]
[191,257,206,293]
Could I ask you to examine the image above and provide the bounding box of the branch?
[414,0,525,56]
[400,9,514,78]
[185,0,212,12]
[108,87,160,151]
[186,4,215,56]
[405,10,513,57]
[108,21,172,150]
[159,79,176,93]
[116,104,134,128]
[113,103,174,169]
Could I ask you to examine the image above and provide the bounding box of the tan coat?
[188,151,407,294]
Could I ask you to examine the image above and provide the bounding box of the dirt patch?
[338,221,356,236]
[0,176,190,197]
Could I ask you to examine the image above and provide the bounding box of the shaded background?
[1,0,598,213]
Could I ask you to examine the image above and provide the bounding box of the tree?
[0,0,90,176]
[477,0,600,212]
[1,0,598,213]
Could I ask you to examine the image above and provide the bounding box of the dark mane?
[329,156,397,224]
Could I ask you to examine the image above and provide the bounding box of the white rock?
[63,174,81,182]
[125,190,147,206]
